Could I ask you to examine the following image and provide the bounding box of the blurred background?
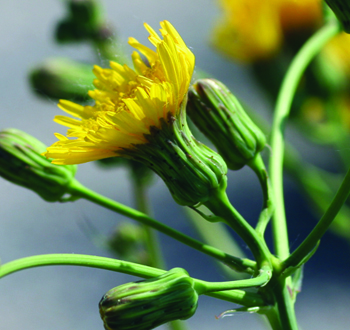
[0,1,349,329]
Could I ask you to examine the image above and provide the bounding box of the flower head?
[212,0,322,62]
[44,21,195,164]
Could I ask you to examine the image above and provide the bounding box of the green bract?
[121,101,228,207]
[99,268,198,330]
[187,79,266,170]
[0,128,77,202]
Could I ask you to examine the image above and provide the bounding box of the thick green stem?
[248,154,274,236]
[204,190,272,268]
[283,165,350,270]
[0,254,265,307]
[268,22,340,260]
[272,280,299,330]
[67,179,256,273]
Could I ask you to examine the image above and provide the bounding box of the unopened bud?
[0,129,77,202]
[99,268,198,330]
[29,58,94,100]
[187,79,266,170]
[108,222,149,265]
[56,0,111,43]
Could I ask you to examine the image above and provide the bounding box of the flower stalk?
[0,254,265,307]
[66,179,257,274]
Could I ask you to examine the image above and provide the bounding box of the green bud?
[187,79,266,170]
[108,222,149,265]
[325,0,350,33]
[121,101,228,207]
[56,0,111,43]
[0,129,77,202]
[99,268,198,330]
[29,58,95,101]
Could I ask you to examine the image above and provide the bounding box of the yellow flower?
[44,21,195,165]
[212,0,322,63]
[322,32,350,76]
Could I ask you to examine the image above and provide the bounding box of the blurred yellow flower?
[212,0,322,63]
[322,32,350,76]
[44,21,195,164]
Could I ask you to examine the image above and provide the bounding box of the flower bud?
[99,268,198,330]
[0,129,77,202]
[325,0,350,33]
[108,222,150,265]
[187,79,266,170]
[29,58,94,101]
[56,0,111,43]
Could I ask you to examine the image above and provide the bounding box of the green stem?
[194,266,271,295]
[248,154,274,236]
[268,22,340,259]
[204,190,272,268]
[132,174,164,269]
[0,254,164,279]
[0,254,265,307]
[131,173,187,330]
[272,280,299,330]
[185,207,247,279]
[67,179,256,273]
[283,165,350,270]
[263,307,283,330]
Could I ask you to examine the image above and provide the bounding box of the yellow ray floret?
[44,21,195,165]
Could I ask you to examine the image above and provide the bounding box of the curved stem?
[204,190,272,269]
[67,179,256,274]
[195,266,271,295]
[283,165,350,270]
[0,254,164,279]
[185,207,247,279]
[0,254,265,307]
[268,22,340,259]
[248,154,274,236]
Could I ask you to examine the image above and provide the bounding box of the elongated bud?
[325,0,350,33]
[0,129,77,202]
[121,101,228,207]
[99,268,198,330]
[29,58,94,100]
[187,79,266,170]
